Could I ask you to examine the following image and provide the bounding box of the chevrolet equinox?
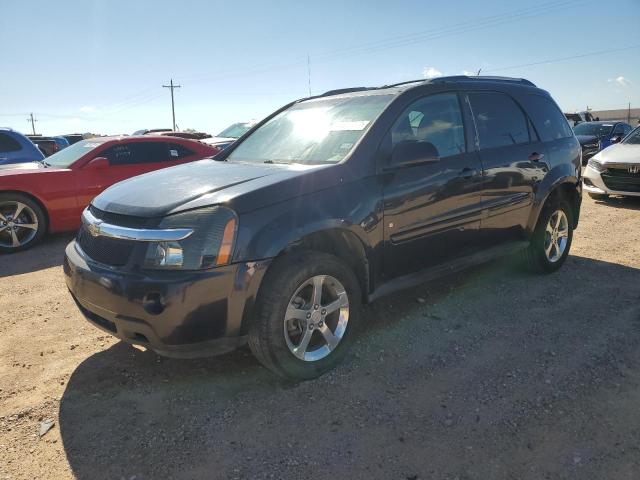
[64,76,582,380]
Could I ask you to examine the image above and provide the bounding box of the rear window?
[102,142,170,165]
[520,95,573,141]
[467,92,530,149]
[167,142,195,159]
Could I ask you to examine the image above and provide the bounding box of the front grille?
[76,225,135,266]
[601,168,640,192]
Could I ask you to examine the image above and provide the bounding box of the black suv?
[64,76,582,380]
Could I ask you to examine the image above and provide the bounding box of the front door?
[381,92,484,280]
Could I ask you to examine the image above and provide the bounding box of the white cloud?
[461,70,475,76]
[608,76,631,87]
[79,105,96,113]
[422,67,443,79]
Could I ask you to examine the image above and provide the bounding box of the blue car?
[573,121,633,164]
[0,128,45,165]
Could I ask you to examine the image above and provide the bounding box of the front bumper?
[583,164,640,197]
[64,240,271,358]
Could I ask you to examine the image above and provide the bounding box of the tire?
[523,198,573,273]
[249,250,361,380]
[0,193,47,253]
[588,192,609,201]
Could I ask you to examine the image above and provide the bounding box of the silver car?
[583,126,640,199]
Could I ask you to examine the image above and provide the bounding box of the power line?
[162,79,181,131]
[484,44,640,73]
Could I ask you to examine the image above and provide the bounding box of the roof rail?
[377,79,426,89]
[429,75,536,87]
[320,87,370,97]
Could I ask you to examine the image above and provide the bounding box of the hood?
[0,162,45,172]
[593,143,640,164]
[576,135,599,145]
[92,159,328,218]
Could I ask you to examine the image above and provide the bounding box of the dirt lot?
[1,195,640,480]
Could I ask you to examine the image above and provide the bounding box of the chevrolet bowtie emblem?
[87,221,102,237]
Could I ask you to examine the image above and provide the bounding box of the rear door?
[380,92,484,279]
[466,91,548,244]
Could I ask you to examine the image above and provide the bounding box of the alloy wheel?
[544,209,569,263]
[0,201,39,249]
[283,274,350,362]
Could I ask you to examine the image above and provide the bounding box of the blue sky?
[1,0,639,136]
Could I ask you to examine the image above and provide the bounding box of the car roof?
[312,76,538,101]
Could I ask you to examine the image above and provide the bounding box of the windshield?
[217,123,252,139]
[227,94,393,165]
[573,123,614,138]
[45,139,104,167]
[623,127,640,145]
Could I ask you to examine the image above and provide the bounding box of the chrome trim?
[81,209,193,242]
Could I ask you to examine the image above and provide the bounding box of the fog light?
[156,242,183,267]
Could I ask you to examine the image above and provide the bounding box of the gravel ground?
[1,194,640,480]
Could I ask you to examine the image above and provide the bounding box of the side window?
[390,93,465,159]
[102,142,169,165]
[167,142,195,159]
[519,94,573,141]
[0,133,22,153]
[623,124,633,135]
[468,92,530,149]
[613,124,626,136]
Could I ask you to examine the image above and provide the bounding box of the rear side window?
[390,93,466,158]
[102,142,170,165]
[0,133,22,153]
[520,94,573,141]
[468,92,530,149]
[167,142,195,159]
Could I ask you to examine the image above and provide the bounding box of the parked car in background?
[132,128,172,136]
[64,76,581,380]
[63,134,85,145]
[583,126,640,199]
[52,136,70,150]
[27,135,59,157]
[0,136,219,252]
[573,121,633,164]
[564,111,594,127]
[0,128,46,165]
[202,121,256,150]
[155,131,212,140]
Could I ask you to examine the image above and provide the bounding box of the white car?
[583,126,640,199]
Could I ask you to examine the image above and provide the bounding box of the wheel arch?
[527,176,581,234]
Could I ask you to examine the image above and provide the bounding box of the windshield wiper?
[38,159,51,168]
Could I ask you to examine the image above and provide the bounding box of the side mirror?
[389,140,439,168]
[610,136,623,144]
[85,156,109,170]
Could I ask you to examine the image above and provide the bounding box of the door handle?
[529,152,545,162]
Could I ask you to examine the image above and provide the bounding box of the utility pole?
[162,79,181,131]
[27,113,37,135]
[628,102,631,124]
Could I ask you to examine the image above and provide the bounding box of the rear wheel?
[523,199,573,273]
[0,193,47,253]
[249,251,361,380]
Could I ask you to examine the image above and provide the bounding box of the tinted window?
[167,143,195,159]
[390,93,465,158]
[468,92,530,149]
[102,142,169,165]
[613,124,626,135]
[0,133,22,153]
[520,95,573,141]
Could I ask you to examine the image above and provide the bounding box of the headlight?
[144,206,237,270]
[587,159,606,172]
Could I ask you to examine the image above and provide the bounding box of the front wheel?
[0,193,47,253]
[523,199,573,273]
[249,251,361,380]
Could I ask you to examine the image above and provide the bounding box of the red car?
[0,136,219,252]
